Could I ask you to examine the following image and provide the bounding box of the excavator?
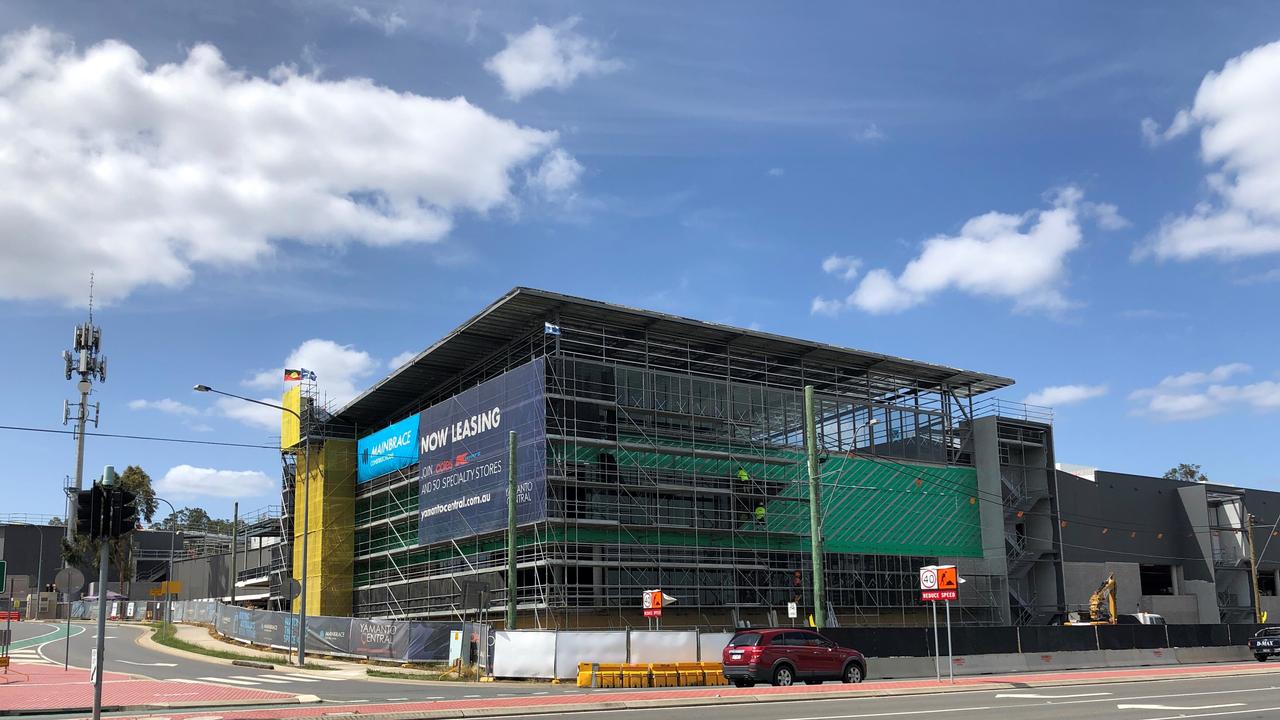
[1064,573,1118,625]
[1063,573,1164,625]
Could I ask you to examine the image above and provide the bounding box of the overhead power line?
[0,424,277,450]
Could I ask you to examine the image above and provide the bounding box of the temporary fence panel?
[494,630,558,678]
[555,632,628,680]
[698,632,735,661]
[628,630,698,664]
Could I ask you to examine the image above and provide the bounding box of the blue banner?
[418,358,546,545]
[358,413,420,484]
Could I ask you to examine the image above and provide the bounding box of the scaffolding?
[350,295,1012,628]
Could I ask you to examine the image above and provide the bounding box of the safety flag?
[284,369,303,381]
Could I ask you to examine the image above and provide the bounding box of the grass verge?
[150,623,328,669]
[367,667,477,682]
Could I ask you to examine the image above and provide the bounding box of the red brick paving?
[98,660,1280,720]
[0,662,295,712]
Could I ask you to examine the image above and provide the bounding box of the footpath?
[0,662,301,715]
[98,659,1280,720]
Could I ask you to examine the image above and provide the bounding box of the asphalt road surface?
[11,621,586,703]
[448,672,1280,720]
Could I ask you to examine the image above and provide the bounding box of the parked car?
[1248,627,1280,661]
[721,628,867,687]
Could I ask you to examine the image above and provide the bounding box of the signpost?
[787,602,798,623]
[920,565,963,683]
[54,567,85,671]
[643,589,663,628]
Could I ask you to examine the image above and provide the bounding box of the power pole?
[61,278,107,550]
[1247,512,1264,623]
[506,431,518,629]
[804,385,826,630]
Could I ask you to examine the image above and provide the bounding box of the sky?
[2,1,1280,523]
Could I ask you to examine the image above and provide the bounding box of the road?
[428,672,1280,720]
[9,622,1280,720]
[8,621,591,704]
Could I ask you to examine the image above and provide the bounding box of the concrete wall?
[172,545,274,601]
[1063,561,1142,616]
[1140,594,1199,624]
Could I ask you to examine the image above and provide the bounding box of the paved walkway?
[0,662,298,713]
[101,659,1280,720]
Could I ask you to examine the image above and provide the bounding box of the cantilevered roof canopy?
[335,287,1014,429]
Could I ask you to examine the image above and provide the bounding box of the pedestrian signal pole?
[91,465,115,720]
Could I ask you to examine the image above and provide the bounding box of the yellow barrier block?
[622,664,650,687]
[649,663,679,687]
[576,662,594,688]
[700,662,727,686]
[676,662,706,686]
[595,663,624,688]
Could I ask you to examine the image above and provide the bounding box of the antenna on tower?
[87,272,95,324]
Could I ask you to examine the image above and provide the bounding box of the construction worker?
[754,502,766,523]
[737,466,750,483]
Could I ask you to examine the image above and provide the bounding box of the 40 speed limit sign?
[919,565,958,601]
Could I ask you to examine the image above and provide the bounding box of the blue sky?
[2,2,1280,521]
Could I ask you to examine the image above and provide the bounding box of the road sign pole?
[931,600,939,682]
[92,465,115,720]
[64,593,72,670]
[945,599,953,684]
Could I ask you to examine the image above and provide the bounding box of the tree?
[1163,463,1210,484]
[156,507,240,535]
[61,465,157,595]
[48,516,64,526]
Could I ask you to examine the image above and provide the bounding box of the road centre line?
[994,692,1112,699]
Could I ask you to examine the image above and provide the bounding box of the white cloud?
[215,397,282,431]
[1140,109,1193,147]
[0,28,569,306]
[528,148,583,196]
[1129,363,1280,420]
[855,123,886,143]
[485,17,622,100]
[1024,384,1108,407]
[388,350,417,369]
[834,187,1115,315]
[767,167,785,177]
[810,296,844,317]
[243,338,377,408]
[821,255,862,281]
[1144,41,1280,260]
[1087,202,1130,230]
[350,5,407,36]
[128,398,197,415]
[157,464,274,499]
[1155,362,1251,389]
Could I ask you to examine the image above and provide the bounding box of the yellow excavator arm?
[1088,573,1118,624]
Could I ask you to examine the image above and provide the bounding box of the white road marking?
[996,692,1112,699]
[230,675,292,684]
[198,676,258,686]
[425,696,445,699]
[261,673,320,682]
[119,660,179,667]
[1139,707,1280,720]
[386,697,409,701]
[1118,704,1245,711]
[779,708,995,720]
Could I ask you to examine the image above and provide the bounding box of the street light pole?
[153,497,178,629]
[194,384,309,666]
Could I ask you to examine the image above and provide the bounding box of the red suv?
[721,629,867,687]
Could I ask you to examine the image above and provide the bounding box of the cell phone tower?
[61,274,107,545]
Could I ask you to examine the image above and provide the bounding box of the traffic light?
[108,487,139,538]
[74,485,108,539]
